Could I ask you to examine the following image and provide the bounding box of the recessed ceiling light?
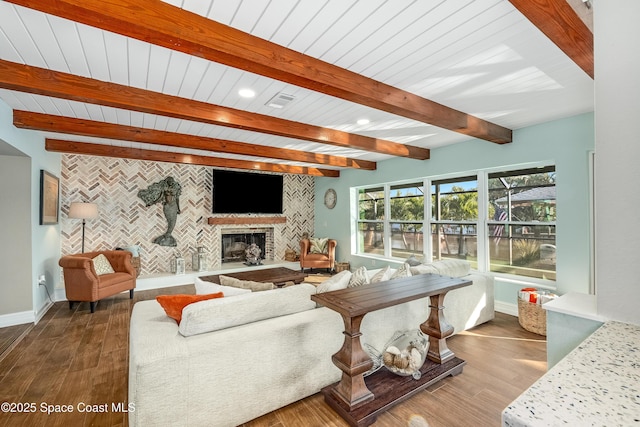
[238,88,256,98]
[357,118,370,125]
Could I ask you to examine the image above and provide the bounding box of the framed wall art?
[40,170,59,225]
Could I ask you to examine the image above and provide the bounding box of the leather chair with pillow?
[299,238,337,272]
[59,250,136,313]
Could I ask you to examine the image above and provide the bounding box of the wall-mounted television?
[212,169,283,214]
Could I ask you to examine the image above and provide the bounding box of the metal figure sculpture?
[138,176,182,247]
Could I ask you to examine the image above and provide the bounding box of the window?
[431,177,478,269]
[353,164,556,282]
[487,167,556,280]
[357,186,385,256]
[389,182,424,258]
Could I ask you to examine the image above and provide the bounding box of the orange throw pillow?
[156,293,224,324]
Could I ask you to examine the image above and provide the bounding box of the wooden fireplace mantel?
[207,216,286,225]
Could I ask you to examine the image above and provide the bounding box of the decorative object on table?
[170,250,185,275]
[68,202,98,253]
[192,246,208,272]
[244,243,262,265]
[324,188,337,209]
[39,170,60,225]
[381,330,429,380]
[362,343,384,377]
[517,287,558,336]
[138,176,182,247]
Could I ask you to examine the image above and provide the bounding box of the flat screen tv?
[212,169,283,214]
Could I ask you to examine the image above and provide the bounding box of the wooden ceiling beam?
[45,139,340,177]
[509,0,593,79]
[6,0,512,144]
[0,60,428,160]
[14,111,376,171]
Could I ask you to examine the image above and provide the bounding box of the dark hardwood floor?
[0,286,546,427]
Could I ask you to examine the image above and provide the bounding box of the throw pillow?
[431,259,471,278]
[370,265,392,283]
[390,263,412,279]
[218,275,275,292]
[156,293,224,324]
[92,253,115,275]
[410,263,439,276]
[194,277,252,296]
[309,237,329,254]
[316,270,352,294]
[348,266,369,288]
[405,255,423,266]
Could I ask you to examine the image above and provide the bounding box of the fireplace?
[221,232,267,263]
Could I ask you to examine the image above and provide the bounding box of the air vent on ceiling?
[265,92,295,109]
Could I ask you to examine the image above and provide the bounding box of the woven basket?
[335,262,350,273]
[517,298,546,336]
[131,256,141,277]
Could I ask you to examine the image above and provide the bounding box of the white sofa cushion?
[431,259,471,277]
[410,263,439,276]
[178,283,317,337]
[409,259,471,278]
[316,270,352,293]
[194,277,252,296]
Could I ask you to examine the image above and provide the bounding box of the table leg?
[420,292,455,364]
[330,314,375,409]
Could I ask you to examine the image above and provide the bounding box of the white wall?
[0,155,31,318]
[0,100,61,324]
[594,0,640,325]
[314,113,594,310]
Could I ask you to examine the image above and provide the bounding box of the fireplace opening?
[221,232,266,263]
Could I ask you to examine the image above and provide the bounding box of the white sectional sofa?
[128,261,494,427]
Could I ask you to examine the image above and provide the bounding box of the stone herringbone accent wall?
[60,155,315,276]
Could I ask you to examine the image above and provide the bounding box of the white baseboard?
[495,300,518,317]
[34,299,55,325]
[54,288,67,302]
[0,310,34,327]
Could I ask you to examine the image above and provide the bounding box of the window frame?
[352,163,556,287]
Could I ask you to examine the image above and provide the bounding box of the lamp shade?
[68,202,98,220]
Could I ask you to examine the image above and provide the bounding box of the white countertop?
[502,321,640,426]
[542,291,605,322]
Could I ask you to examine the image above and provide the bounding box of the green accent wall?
[314,113,594,310]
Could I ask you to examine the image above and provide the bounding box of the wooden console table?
[311,273,472,427]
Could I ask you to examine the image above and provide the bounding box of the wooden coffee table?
[200,267,307,288]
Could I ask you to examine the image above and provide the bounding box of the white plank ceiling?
[0,0,594,170]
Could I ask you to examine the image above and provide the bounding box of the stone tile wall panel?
[60,155,315,276]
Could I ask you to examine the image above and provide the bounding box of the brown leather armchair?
[59,250,136,313]
[299,238,337,272]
